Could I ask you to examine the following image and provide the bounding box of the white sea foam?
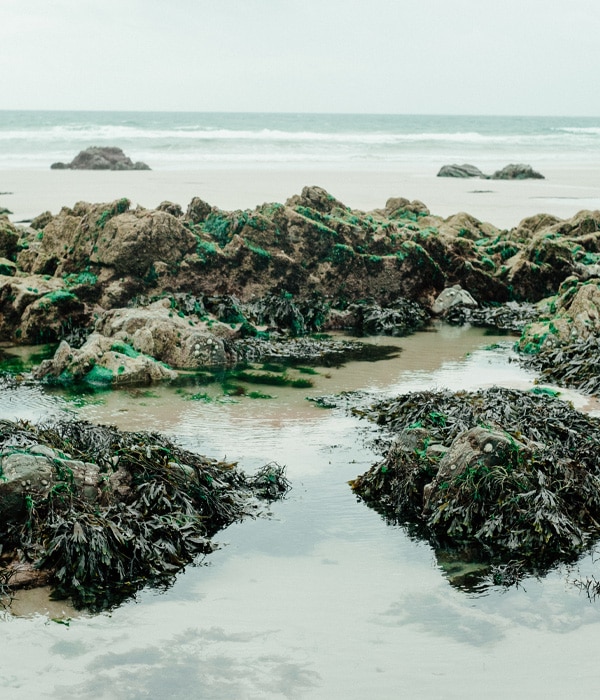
[1,125,596,146]
[1,112,599,169]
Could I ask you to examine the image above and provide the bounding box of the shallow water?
[1,324,600,699]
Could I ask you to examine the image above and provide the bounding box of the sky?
[1,0,599,115]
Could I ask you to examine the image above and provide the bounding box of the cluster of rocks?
[1,185,599,392]
[437,163,544,180]
[51,146,150,171]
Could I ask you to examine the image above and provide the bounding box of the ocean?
[1,111,600,170]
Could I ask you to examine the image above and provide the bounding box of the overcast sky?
[2,0,599,115]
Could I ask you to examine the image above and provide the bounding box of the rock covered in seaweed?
[351,387,600,572]
[0,418,289,610]
[50,146,150,171]
[3,186,600,388]
[517,278,600,394]
[33,334,178,386]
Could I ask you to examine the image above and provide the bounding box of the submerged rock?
[51,146,150,171]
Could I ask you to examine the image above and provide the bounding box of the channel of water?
[1,323,599,699]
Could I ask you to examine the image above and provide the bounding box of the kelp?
[0,419,289,610]
[229,335,400,367]
[520,335,600,396]
[445,301,539,332]
[348,298,429,336]
[351,387,600,574]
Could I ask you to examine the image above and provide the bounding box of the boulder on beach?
[437,164,486,178]
[51,146,151,171]
[431,284,478,315]
[490,163,544,180]
[437,163,545,180]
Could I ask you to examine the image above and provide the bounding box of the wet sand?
[2,162,600,230]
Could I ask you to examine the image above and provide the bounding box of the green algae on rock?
[516,278,600,395]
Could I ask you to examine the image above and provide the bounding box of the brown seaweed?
[0,419,289,610]
[351,387,600,576]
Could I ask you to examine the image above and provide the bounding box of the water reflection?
[1,324,600,699]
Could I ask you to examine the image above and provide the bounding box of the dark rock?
[346,298,429,336]
[51,146,151,171]
[490,163,544,180]
[0,258,17,276]
[437,164,486,178]
[446,300,539,332]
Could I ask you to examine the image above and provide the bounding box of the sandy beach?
[2,162,600,231]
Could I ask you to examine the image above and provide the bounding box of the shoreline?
[2,162,600,230]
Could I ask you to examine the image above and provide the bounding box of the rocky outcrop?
[515,278,600,394]
[94,301,233,367]
[33,333,178,386]
[0,274,89,343]
[3,185,600,393]
[51,146,150,171]
[0,215,20,259]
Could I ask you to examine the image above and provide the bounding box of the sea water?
[1,111,600,170]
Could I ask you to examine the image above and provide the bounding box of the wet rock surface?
[490,163,545,180]
[0,418,288,610]
[350,387,600,577]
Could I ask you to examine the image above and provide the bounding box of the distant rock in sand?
[51,146,151,171]
[437,163,486,178]
[438,162,544,180]
[490,163,545,180]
